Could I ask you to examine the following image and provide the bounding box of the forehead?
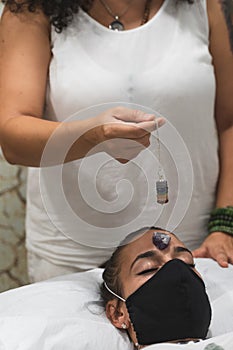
[121,229,183,256]
[118,229,186,270]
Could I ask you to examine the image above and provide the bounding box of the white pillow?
[0,259,232,350]
[0,269,133,350]
[195,259,233,338]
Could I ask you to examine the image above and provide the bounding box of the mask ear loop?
[104,282,126,302]
[155,119,169,204]
[105,282,141,349]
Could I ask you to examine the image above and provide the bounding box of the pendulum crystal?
[156,179,168,204]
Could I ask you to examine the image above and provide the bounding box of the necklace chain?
[99,0,152,27]
[141,0,152,25]
[99,0,135,19]
[156,119,163,179]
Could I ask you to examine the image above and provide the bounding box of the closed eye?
[137,268,159,275]
[137,262,195,276]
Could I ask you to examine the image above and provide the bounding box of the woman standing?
[0,0,232,281]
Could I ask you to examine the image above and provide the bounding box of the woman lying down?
[100,227,212,349]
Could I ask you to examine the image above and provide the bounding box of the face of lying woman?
[106,229,204,347]
[119,228,198,298]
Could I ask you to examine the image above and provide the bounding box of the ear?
[106,299,129,329]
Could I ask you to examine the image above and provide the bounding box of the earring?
[121,323,127,329]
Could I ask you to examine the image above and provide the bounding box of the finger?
[125,117,165,131]
[125,120,157,134]
[113,107,156,123]
[103,122,152,139]
[138,135,150,148]
[215,252,229,268]
[126,117,165,133]
[113,107,166,127]
[192,246,208,258]
[155,117,166,128]
[117,147,144,161]
[108,142,143,162]
[119,119,158,134]
[132,117,165,129]
[229,256,233,265]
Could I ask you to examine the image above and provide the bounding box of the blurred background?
[0,3,29,293]
[0,150,28,292]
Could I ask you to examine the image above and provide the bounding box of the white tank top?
[26,0,218,269]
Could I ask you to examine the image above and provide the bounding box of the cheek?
[122,275,153,299]
[123,281,139,299]
[177,257,188,264]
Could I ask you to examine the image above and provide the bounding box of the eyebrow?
[174,246,193,256]
[130,246,193,270]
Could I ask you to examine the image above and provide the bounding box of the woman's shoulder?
[206,0,233,50]
[1,5,50,37]
[206,0,232,28]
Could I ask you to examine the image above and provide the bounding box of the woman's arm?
[193,0,233,267]
[0,8,59,166]
[0,8,158,167]
[211,0,233,209]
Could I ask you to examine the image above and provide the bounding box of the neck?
[88,0,162,30]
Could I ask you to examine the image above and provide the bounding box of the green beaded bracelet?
[208,206,233,236]
[208,219,233,228]
[210,206,233,216]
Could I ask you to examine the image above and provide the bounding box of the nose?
[158,243,178,266]
[161,254,174,265]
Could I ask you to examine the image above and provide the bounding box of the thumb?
[113,107,154,122]
[215,252,229,268]
[113,107,165,126]
[192,245,208,258]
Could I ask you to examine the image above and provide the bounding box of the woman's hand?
[1,10,165,166]
[95,106,163,163]
[86,106,165,163]
[192,232,233,267]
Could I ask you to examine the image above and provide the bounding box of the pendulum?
[152,231,171,250]
[155,120,169,204]
[156,178,168,204]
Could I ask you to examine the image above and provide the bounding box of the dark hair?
[220,0,233,50]
[2,0,194,33]
[100,243,125,312]
[100,226,169,308]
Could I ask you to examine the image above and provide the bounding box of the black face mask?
[125,259,211,346]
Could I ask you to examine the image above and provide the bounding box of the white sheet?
[0,258,232,350]
[146,332,233,349]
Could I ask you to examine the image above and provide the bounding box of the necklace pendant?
[109,16,124,31]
